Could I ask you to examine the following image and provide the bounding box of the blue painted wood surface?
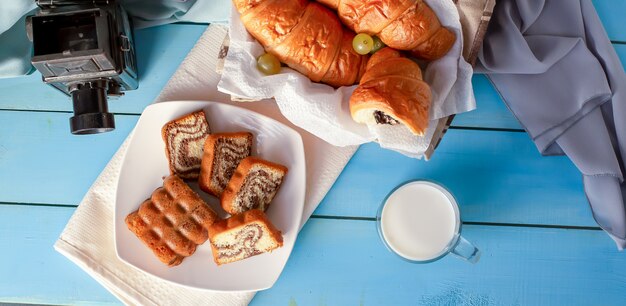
[592,0,626,42]
[317,131,591,226]
[0,111,137,205]
[1,0,626,304]
[0,205,621,306]
[0,205,117,305]
[0,111,591,226]
[253,219,622,306]
[453,74,522,130]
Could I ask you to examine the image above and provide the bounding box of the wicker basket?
[425,0,496,159]
[217,0,496,159]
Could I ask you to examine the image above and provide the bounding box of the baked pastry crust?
[233,0,367,87]
[350,48,431,136]
[319,0,456,60]
[161,110,211,180]
[208,209,283,265]
[125,175,218,266]
[221,156,288,215]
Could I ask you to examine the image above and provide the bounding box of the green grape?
[353,33,374,55]
[256,53,281,75]
[370,36,385,54]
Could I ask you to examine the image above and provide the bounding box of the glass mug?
[376,180,480,263]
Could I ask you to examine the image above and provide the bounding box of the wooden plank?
[0,111,137,205]
[453,74,522,130]
[0,205,622,305]
[0,24,207,113]
[315,129,593,227]
[593,0,626,42]
[0,205,117,305]
[253,218,624,306]
[0,110,592,227]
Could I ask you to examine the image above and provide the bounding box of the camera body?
[27,0,138,134]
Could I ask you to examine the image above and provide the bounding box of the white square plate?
[114,101,306,292]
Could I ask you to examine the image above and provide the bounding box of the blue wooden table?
[1,1,626,304]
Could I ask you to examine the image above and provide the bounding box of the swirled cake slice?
[221,156,288,215]
[162,110,211,180]
[198,132,253,197]
[125,175,218,266]
[208,209,283,265]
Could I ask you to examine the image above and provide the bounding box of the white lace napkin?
[218,0,476,158]
[54,24,357,306]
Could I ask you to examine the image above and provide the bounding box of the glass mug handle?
[451,235,481,263]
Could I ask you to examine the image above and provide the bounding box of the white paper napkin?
[218,0,476,158]
[54,24,357,306]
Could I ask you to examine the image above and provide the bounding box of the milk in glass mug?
[376,180,480,263]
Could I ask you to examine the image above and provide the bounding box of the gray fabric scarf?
[476,0,626,249]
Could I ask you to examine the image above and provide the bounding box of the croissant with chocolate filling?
[232,0,368,87]
[350,48,431,136]
[317,0,455,60]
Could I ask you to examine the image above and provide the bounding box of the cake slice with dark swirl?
[162,110,211,180]
[221,156,288,215]
[199,132,253,197]
[208,209,283,265]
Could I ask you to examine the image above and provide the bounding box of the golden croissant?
[318,0,455,60]
[233,0,368,87]
[350,48,431,135]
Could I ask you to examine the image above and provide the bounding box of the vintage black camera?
[26,0,138,134]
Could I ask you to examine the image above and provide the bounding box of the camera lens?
[69,80,115,135]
